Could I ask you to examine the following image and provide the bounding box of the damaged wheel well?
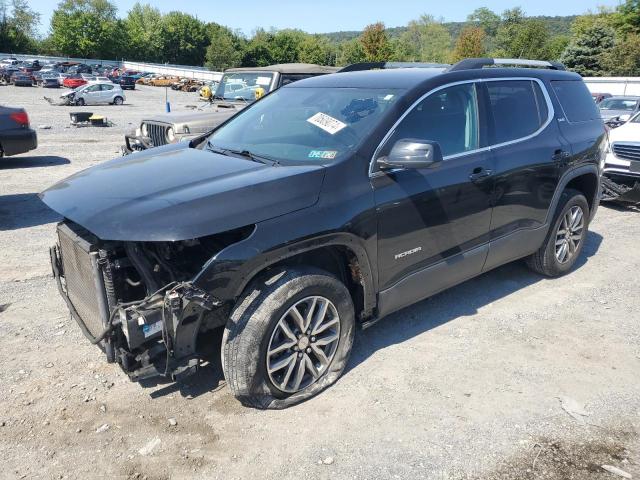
[266,246,368,321]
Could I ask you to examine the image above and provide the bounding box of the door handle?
[469,167,492,182]
[552,149,571,162]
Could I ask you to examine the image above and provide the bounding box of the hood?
[608,120,640,142]
[600,109,633,120]
[142,107,243,134]
[40,145,325,241]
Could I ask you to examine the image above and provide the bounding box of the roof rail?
[447,58,566,72]
[339,62,449,73]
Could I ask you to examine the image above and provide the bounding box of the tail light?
[10,111,29,127]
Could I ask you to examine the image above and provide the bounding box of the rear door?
[100,83,115,103]
[481,78,563,270]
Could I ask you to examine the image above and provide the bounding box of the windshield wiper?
[206,143,278,165]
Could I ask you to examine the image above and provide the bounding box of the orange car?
[150,76,179,87]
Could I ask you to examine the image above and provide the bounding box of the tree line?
[1,0,639,76]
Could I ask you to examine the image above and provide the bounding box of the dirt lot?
[1,83,639,480]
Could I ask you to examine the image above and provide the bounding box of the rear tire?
[526,188,589,277]
[222,267,355,409]
[113,96,123,105]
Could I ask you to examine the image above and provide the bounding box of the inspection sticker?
[142,321,162,338]
[309,150,338,159]
[307,112,347,135]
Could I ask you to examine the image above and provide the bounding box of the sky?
[29,0,623,36]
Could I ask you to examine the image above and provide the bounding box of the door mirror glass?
[377,139,443,170]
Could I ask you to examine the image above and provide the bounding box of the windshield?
[599,98,638,111]
[214,72,275,101]
[207,87,403,163]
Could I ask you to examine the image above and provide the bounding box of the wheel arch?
[548,165,600,224]
[230,236,376,323]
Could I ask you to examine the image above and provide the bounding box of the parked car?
[0,106,37,157]
[118,75,136,90]
[598,95,640,122]
[124,63,338,153]
[591,92,612,104]
[63,74,88,89]
[11,72,33,86]
[42,58,604,408]
[601,111,640,204]
[67,63,92,74]
[59,82,126,106]
[40,74,62,88]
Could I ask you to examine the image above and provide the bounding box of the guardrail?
[122,61,222,81]
[584,77,640,96]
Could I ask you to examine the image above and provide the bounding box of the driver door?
[372,81,495,316]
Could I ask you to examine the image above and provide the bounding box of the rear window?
[486,80,549,145]
[551,80,600,123]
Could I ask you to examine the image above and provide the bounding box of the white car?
[61,82,126,106]
[602,113,640,203]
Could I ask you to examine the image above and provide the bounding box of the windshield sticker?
[309,150,338,159]
[256,76,272,86]
[307,112,347,135]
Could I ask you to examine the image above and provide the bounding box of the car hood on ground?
[40,145,326,241]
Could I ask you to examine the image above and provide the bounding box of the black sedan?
[0,106,37,157]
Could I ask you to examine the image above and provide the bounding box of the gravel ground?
[1,83,639,480]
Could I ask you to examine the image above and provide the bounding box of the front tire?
[526,188,589,277]
[222,267,355,409]
[75,98,85,106]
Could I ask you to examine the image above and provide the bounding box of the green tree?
[359,22,392,62]
[616,0,640,34]
[395,15,451,63]
[242,29,275,66]
[467,7,501,36]
[205,24,244,71]
[451,26,486,61]
[546,35,570,60]
[269,29,305,63]
[299,35,335,65]
[123,3,164,62]
[493,9,552,59]
[601,33,640,75]
[0,0,40,53]
[336,38,365,66]
[50,0,122,58]
[560,19,616,76]
[160,11,207,65]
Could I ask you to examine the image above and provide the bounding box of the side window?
[85,85,100,93]
[551,80,601,122]
[101,84,114,91]
[485,80,549,145]
[377,82,479,161]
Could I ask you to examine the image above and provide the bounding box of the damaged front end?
[50,221,249,382]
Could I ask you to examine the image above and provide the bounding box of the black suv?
[41,58,604,409]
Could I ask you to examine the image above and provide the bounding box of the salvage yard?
[1,83,640,480]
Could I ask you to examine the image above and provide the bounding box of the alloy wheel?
[555,205,584,264]
[266,296,341,393]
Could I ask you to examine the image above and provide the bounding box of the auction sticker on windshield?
[307,112,347,135]
[309,150,338,159]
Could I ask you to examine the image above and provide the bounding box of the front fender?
[193,215,377,319]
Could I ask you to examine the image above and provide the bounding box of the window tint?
[378,83,479,159]
[551,80,600,122]
[486,80,549,145]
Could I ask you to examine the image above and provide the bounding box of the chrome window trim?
[369,77,555,177]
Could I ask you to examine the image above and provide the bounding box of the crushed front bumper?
[602,153,640,204]
[50,222,221,382]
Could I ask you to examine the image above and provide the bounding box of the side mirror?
[377,139,443,170]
